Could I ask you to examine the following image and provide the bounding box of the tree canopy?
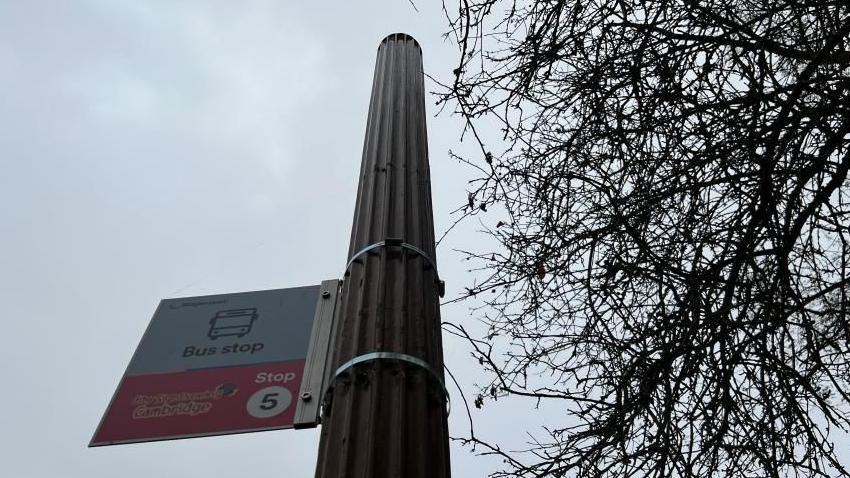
[439,1,850,476]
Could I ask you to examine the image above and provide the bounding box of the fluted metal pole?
[314,34,451,478]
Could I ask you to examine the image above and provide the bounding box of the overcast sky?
[0,1,546,476]
[7,2,850,477]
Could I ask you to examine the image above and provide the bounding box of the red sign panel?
[92,361,305,445]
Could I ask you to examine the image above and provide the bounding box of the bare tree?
[437,1,850,477]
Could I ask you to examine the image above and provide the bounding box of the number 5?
[260,392,279,410]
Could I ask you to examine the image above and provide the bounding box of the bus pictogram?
[208,308,258,339]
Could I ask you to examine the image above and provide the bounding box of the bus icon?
[208,308,258,339]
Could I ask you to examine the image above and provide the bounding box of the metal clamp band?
[331,352,449,408]
[344,238,445,297]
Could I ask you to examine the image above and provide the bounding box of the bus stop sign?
[90,281,338,446]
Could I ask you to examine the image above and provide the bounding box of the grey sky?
[6,1,850,477]
[0,1,544,476]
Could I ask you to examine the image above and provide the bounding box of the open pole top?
[379,32,421,50]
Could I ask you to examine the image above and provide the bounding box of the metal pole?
[314,33,451,478]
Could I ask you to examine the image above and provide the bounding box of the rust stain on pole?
[314,33,451,478]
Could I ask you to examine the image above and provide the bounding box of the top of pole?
[379,32,421,50]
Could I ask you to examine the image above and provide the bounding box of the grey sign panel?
[128,285,321,374]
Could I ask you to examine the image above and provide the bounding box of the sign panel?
[91,284,335,446]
